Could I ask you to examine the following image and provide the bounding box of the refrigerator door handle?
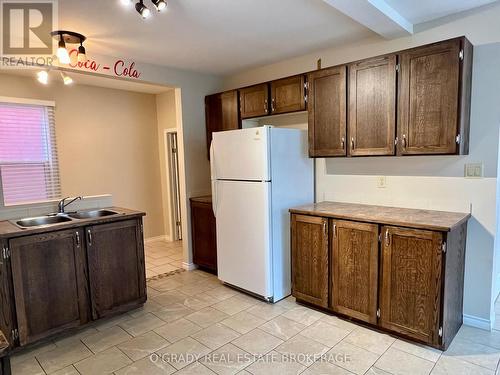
[210,142,217,217]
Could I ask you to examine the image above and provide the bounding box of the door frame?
[164,128,182,241]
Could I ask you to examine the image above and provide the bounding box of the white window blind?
[0,101,61,206]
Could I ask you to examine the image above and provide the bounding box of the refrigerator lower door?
[214,180,272,299]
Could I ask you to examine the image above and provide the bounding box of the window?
[0,99,61,206]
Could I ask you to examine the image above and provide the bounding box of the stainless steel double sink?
[12,209,119,229]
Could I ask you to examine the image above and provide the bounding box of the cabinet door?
[205,91,241,157]
[379,226,442,345]
[270,75,306,115]
[349,55,396,156]
[308,66,347,157]
[240,84,269,119]
[10,229,89,346]
[0,240,16,347]
[87,219,146,319]
[191,200,217,273]
[398,39,461,155]
[331,220,379,324]
[291,214,329,308]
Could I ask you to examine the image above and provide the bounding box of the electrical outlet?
[376,176,387,188]
[464,163,484,178]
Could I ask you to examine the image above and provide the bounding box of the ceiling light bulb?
[60,72,73,85]
[152,0,167,11]
[57,38,70,64]
[120,0,133,5]
[135,1,151,18]
[37,71,49,85]
[78,44,87,62]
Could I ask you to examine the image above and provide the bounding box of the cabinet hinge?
[378,234,382,242]
[438,326,443,337]
[304,82,309,90]
[442,242,447,253]
[172,148,177,154]
[304,94,308,103]
[395,64,400,72]
[2,246,10,260]
[376,308,381,318]
[459,49,464,61]
[456,134,461,144]
[394,137,399,145]
[11,328,18,341]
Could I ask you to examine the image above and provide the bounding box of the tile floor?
[144,240,184,279]
[11,261,500,375]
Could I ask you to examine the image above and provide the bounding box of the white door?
[212,126,270,181]
[214,180,272,298]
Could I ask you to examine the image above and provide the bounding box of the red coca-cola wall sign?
[68,49,142,79]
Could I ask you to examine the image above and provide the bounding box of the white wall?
[222,4,500,329]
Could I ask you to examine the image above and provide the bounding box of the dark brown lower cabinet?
[290,208,468,350]
[191,197,217,273]
[331,220,378,324]
[291,215,329,308]
[0,240,15,347]
[9,229,89,346]
[87,219,146,319]
[379,226,443,346]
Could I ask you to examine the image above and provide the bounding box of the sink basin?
[69,209,119,220]
[15,215,73,228]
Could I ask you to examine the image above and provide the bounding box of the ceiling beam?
[322,0,413,39]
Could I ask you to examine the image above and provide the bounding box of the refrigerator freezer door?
[212,127,270,181]
[214,180,273,298]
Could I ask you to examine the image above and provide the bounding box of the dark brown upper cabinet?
[239,84,269,119]
[86,219,146,320]
[331,220,379,324]
[379,226,443,346]
[397,37,472,155]
[348,55,397,156]
[9,229,89,346]
[291,214,329,308]
[270,75,306,115]
[308,66,347,157]
[205,90,241,156]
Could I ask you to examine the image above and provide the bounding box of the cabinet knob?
[385,229,390,246]
[341,137,345,150]
[402,135,407,149]
[87,229,93,246]
[271,98,276,112]
[351,137,355,150]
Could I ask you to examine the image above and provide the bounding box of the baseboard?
[182,262,197,271]
[463,314,492,331]
[145,235,171,244]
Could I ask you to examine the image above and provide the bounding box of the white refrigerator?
[210,126,313,302]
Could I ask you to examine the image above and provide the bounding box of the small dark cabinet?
[205,90,241,157]
[9,229,89,346]
[270,75,306,115]
[291,214,329,308]
[308,66,347,157]
[86,219,146,320]
[239,84,269,119]
[190,197,217,273]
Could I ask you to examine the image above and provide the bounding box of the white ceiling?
[384,0,498,24]
[57,0,498,76]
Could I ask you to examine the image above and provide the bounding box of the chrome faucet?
[58,196,83,214]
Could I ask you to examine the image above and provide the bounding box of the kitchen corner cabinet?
[308,66,347,157]
[205,90,241,157]
[239,84,269,119]
[87,219,146,319]
[290,202,470,350]
[348,55,397,156]
[397,38,472,155]
[291,215,329,308]
[9,229,89,346]
[270,75,306,115]
[190,196,217,273]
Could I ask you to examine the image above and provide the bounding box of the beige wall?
[156,90,178,239]
[0,73,165,238]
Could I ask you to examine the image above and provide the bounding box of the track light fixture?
[152,0,167,11]
[135,0,151,18]
[60,72,73,85]
[51,30,88,65]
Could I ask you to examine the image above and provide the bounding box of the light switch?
[465,163,484,178]
[376,176,387,188]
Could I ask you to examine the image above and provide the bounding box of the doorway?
[166,130,182,241]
